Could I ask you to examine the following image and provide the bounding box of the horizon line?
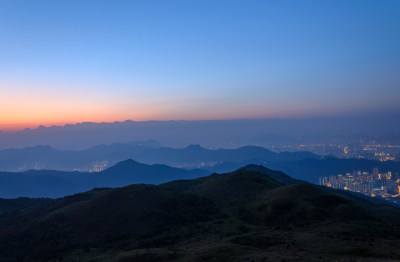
[2,112,400,133]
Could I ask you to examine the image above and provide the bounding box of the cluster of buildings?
[73,160,111,172]
[340,143,399,161]
[266,135,400,162]
[89,160,110,172]
[319,168,400,204]
[289,143,400,161]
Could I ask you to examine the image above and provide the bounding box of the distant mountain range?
[0,160,210,198]
[1,142,400,198]
[0,143,321,172]
[0,165,399,261]
[1,117,399,150]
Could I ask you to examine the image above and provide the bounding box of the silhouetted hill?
[118,145,321,167]
[210,158,400,184]
[0,168,399,261]
[0,160,210,198]
[0,170,92,198]
[0,143,153,171]
[98,159,208,187]
[241,164,300,185]
[267,157,400,183]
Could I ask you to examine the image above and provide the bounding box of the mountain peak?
[241,164,300,185]
[241,164,271,171]
[103,159,142,171]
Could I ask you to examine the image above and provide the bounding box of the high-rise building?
[373,167,379,180]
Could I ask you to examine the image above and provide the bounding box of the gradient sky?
[0,0,399,130]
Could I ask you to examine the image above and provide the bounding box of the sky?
[0,0,399,130]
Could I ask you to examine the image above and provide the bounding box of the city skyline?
[1,0,400,130]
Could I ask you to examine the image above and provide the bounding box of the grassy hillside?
[0,166,399,261]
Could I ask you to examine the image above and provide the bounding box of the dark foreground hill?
[0,166,400,262]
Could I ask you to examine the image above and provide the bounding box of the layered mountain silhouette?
[0,143,320,172]
[1,118,399,150]
[2,143,399,186]
[0,166,399,261]
[0,160,209,198]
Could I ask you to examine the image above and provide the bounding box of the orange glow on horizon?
[1,80,368,131]
[0,109,300,131]
[0,93,300,131]
[0,114,276,131]
[2,77,377,132]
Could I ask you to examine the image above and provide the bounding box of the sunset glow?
[0,0,399,131]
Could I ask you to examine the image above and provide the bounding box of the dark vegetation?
[0,166,399,261]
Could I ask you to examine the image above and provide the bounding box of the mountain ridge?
[0,143,321,172]
[0,160,210,198]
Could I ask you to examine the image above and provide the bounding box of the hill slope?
[0,167,399,261]
[0,160,210,198]
[210,158,400,184]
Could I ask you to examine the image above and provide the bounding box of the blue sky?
[0,0,399,129]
